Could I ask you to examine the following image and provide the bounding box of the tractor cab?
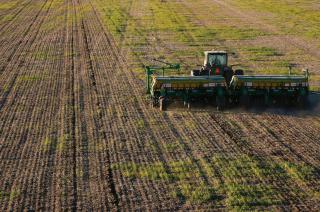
[203,51,228,76]
[205,51,228,67]
[191,51,235,85]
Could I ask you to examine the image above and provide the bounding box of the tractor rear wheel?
[264,95,271,107]
[297,95,308,108]
[240,94,250,107]
[216,95,226,111]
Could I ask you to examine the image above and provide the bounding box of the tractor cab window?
[208,54,227,66]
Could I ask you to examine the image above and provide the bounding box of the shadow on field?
[166,92,320,117]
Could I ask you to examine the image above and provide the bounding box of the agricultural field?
[0,0,320,211]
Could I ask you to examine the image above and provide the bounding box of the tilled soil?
[0,0,319,211]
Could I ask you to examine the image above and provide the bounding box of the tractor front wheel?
[159,97,166,111]
[151,97,158,108]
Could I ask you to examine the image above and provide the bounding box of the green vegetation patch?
[112,162,170,180]
[17,75,43,83]
[238,46,305,75]
[113,155,319,207]
[43,0,64,10]
[94,0,267,59]
[0,14,15,23]
[0,1,18,10]
[280,161,316,182]
[41,14,66,32]
[217,26,267,41]
[94,0,132,39]
[42,134,71,153]
[135,119,145,130]
[254,68,301,75]
[1,83,10,93]
[212,155,319,210]
[270,60,291,68]
[241,46,282,63]
[163,141,182,153]
[242,46,280,61]
[94,0,268,79]
[233,0,320,40]
[173,181,215,204]
[212,155,283,210]
[225,184,279,210]
[147,1,266,43]
[309,74,320,91]
[113,159,215,204]
[0,189,20,203]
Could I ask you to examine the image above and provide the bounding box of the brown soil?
[0,0,319,211]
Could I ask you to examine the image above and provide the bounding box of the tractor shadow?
[166,92,320,117]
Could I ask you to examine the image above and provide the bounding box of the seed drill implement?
[145,51,309,111]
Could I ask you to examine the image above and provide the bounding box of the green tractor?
[145,51,309,111]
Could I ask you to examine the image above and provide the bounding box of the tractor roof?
[204,50,227,54]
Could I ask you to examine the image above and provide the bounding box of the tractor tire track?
[77,9,118,211]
